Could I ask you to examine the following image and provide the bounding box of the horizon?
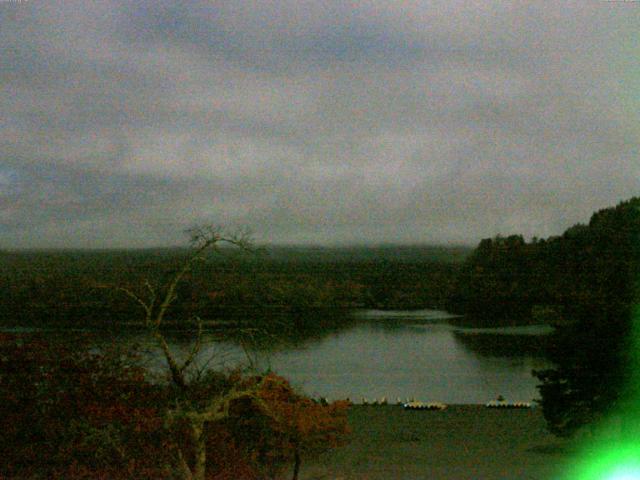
[2,242,475,253]
[4,194,634,252]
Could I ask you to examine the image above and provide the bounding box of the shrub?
[0,333,170,479]
[0,335,350,479]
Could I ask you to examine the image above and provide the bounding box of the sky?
[1,1,639,248]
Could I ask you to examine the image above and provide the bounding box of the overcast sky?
[1,1,638,248]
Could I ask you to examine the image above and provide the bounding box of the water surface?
[256,311,552,403]
[4,309,553,404]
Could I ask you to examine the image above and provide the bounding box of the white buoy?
[485,399,531,409]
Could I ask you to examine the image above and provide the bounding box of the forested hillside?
[0,246,468,330]
[447,197,640,327]
[447,196,640,436]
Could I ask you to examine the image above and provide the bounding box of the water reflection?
[4,309,554,403]
[246,310,555,403]
[352,309,461,321]
[452,330,551,358]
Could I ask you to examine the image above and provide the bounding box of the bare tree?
[117,226,267,480]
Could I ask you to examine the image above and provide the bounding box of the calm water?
[7,309,554,404]
[254,311,553,404]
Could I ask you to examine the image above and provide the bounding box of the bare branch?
[155,262,190,328]
[192,339,236,380]
[144,279,157,302]
[175,449,193,480]
[179,317,204,375]
[153,329,188,390]
[116,286,152,322]
[236,327,269,370]
[200,376,268,423]
[185,225,254,254]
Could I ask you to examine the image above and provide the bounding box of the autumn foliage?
[219,373,351,479]
[0,334,350,479]
[0,333,171,479]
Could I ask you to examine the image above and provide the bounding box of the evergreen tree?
[449,197,640,435]
[534,197,640,436]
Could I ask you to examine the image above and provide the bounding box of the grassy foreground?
[298,405,575,480]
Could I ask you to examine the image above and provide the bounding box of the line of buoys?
[316,396,532,409]
[403,401,447,411]
[485,400,531,409]
[361,397,390,406]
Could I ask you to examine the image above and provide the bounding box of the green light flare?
[568,443,640,480]
[564,305,640,480]
[607,467,640,480]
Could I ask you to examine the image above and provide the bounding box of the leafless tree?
[117,225,269,480]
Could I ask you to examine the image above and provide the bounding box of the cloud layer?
[1,1,639,248]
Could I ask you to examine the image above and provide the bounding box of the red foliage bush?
[0,335,350,479]
[0,333,170,479]
[206,373,351,479]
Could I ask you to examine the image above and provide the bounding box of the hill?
[447,197,640,327]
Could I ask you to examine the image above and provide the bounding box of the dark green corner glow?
[565,305,640,480]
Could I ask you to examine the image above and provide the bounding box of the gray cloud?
[1,1,639,248]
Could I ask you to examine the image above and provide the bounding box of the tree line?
[0,246,467,331]
[448,197,640,436]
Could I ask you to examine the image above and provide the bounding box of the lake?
[4,309,554,404]
[256,310,553,404]
[62,309,552,405]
